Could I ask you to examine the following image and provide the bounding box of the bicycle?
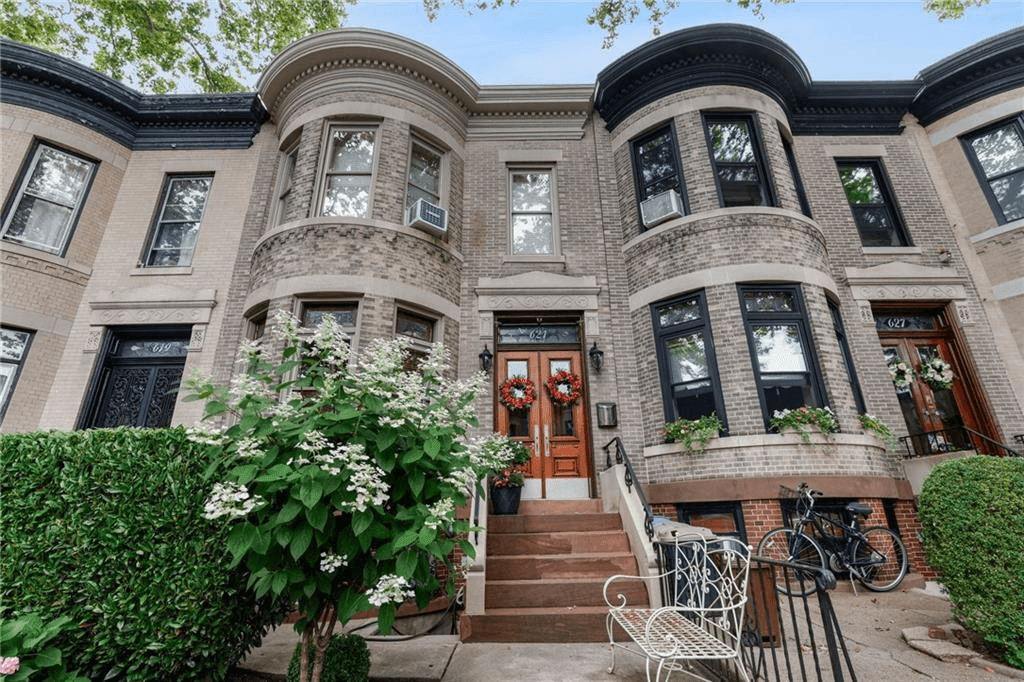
[757,482,908,595]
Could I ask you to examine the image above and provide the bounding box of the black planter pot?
[490,486,522,515]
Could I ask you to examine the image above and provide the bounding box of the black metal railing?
[1014,434,1024,448]
[899,425,1022,459]
[603,436,657,541]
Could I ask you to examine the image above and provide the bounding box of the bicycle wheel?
[757,528,826,596]
[852,527,908,592]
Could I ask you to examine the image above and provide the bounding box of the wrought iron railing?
[603,436,657,541]
[1015,434,1024,448]
[899,425,1022,458]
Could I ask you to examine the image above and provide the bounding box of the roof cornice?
[1,38,266,150]
[911,27,1024,126]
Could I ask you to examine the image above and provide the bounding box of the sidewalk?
[233,584,1023,681]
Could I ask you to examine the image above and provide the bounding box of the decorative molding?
[89,285,217,326]
[84,329,102,352]
[1,246,91,286]
[845,262,968,318]
[476,272,601,313]
[189,325,207,350]
[954,301,974,325]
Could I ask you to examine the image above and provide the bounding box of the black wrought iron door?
[93,364,184,427]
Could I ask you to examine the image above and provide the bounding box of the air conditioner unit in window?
[406,199,448,237]
[640,189,684,228]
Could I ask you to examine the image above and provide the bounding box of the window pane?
[162,178,212,221]
[303,305,356,328]
[657,298,701,327]
[6,198,72,252]
[751,324,807,372]
[672,380,716,422]
[1,329,31,361]
[511,173,552,212]
[970,125,1024,177]
[852,206,902,246]
[742,290,796,313]
[506,360,528,378]
[397,311,433,342]
[762,376,814,416]
[636,131,677,189]
[409,142,441,205]
[839,165,883,204]
[323,175,371,217]
[512,215,553,255]
[990,171,1024,222]
[666,333,708,383]
[710,122,755,163]
[328,130,374,172]
[25,147,93,207]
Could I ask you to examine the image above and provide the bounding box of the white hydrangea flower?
[235,437,263,459]
[202,482,264,520]
[186,422,228,446]
[367,574,415,607]
[425,498,456,530]
[319,552,349,573]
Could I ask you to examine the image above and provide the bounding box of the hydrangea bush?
[185,312,515,682]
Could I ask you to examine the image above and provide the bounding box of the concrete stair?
[459,499,647,642]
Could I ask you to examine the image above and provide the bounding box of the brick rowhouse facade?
[3,25,1023,584]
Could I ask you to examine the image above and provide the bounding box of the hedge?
[0,427,288,680]
[918,455,1024,668]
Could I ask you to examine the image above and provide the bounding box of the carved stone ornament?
[89,285,217,327]
[84,329,103,352]
[845,262,968,323]
[476,272,600,313]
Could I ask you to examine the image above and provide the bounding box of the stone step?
[489,512,622,535]
[487,552,638,581]
[459,606,610,643]
[517,499,603,515]
[487,529,631,556]
[485,577,648,609]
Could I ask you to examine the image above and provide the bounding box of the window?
[396,308,436,370]
[321,126,376,218]
[783,136,812,218]
[271,145,298,227]
[142,175,212,267]
[631,124,687,218]
[407,138,443,210]
[704,114,773,207]
[302,303,357,330]
[652,292,726,428]
[676,502,747,543]
[510,168,555,255]
[837,160,910,247]
[739,285,826,427]
[962,116,1024,224]
[1,142,97,255]
[0,327,33,421]
[829,300,866,414]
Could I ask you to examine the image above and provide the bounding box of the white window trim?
[270,142,299,228]
[317,123,379,219]
[508,165,559,258]
[1,142,97,256]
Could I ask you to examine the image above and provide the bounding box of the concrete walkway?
[235,584,1023,681]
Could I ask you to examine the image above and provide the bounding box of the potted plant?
[769,406,839,444]
[859,413,899,452]
[664,412,724,453]
[488,438,532,515]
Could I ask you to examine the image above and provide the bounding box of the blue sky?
[341,0,1023,84]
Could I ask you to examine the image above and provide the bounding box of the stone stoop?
[459,499,647,643]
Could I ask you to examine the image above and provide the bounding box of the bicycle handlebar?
[798,481,824,498]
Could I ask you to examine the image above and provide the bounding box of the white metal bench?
[603,532,752,682]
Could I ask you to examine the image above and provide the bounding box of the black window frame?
[961,115,1024,225]
[836,159,911,247]
[829,299,866,414]
[0,326,34,422]
[703,112,775,208]
[651,291,727,432]
[141,173,214,268]
[783,136,812,218]
[738,284,827,429]
[630,122,689,227]
[1,140,98,257]
[676,501,748,544]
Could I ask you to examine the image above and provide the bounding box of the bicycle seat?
[845,502,872,518]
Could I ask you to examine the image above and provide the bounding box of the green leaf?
[418,526,437,546]
[424,439,441,457]
[376,430,398,451]
[352,510,373,536]
[289,526,313,560]
[305,504,328,531]
[377,603,397,635]
[33,646,62,667]
[232,464,259,484]
[394,529,418,549]
[299,479,323,508]
[278,500,303,524]
[271,571,288,595]
[396,550,418,576]
[408,468,425,496]
[227,523,258,558]
[401,448,424,465]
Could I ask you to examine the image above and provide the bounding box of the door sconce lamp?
[479,345,493,372]
[589,342,604,372]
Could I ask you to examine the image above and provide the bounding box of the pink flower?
[0,657,20,675]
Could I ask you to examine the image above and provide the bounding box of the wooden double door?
[496,349,590,498]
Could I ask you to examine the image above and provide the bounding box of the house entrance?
[80,327,190,428]
[495,322,591,499]
[876,310,987,455]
